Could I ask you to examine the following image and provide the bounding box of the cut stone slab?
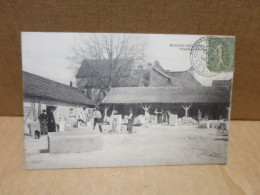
[169,114,178,126]
[198,121,210,129]
[100,124,110,133]
[28,122,41,136]
[133,115,145,126]
[209,121,218,128]
[64,126,93,132]
[48,130,103,154]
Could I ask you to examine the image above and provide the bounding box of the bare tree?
[68,33,146,102]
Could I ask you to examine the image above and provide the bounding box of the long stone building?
[23,71,95,132]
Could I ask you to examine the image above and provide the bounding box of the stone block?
[48,130,103,154]
[169,114,178,126]
[100,124,110,133]
[133,115,145,126]
[65,126,93,132]
[198,121,210,129]
[209,121,218,128]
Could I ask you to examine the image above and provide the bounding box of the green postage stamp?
[190,36,235,77]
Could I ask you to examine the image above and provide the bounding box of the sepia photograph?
[22,32,235,169]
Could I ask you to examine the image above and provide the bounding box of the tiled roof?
[102,87,230,104]
[152,66,171,79]
[167,71,202,87]
[76,59,133,78]
[23,71,95,106]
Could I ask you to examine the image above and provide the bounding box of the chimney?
[70,81,73,87]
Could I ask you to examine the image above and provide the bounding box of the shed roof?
[102,87,230,104]
[23,71,95,106]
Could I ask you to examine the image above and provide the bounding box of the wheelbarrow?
[216,122,228,136]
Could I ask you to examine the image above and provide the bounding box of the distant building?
[76,59,134,101]
[76,60,201,101]
[76,59,134,89]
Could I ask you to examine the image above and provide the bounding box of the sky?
[22,32,233,86]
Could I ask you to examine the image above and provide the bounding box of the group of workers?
[38,107,103,134]
[141,104,171,125]
[37,105,172,135]
[38,107,56,134]
[78,107,102,131]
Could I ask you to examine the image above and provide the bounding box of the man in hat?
[39,109,48,135]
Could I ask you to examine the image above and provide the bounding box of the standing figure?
[154,109,158,124]
[39,109,48,135]
[162,109,167,123]
[157,109,163,124]
[127,109,134,133]
[47,107,56,132]
[198,109,202,122]
[167,110,171,125]
[110,108,119,133]
[93,107,102,132]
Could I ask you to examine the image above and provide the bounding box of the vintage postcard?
[22,32,235,169]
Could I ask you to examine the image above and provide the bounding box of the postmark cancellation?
[190,36,235,77]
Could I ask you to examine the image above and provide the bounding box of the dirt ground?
[25,124,228,169]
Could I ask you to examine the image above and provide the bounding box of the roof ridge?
[23,71,78,90]
[102,86,230,104]
[110,86,228,89]
[23,71,95,106]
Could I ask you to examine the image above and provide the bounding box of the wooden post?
[141,104,151,125]
[226,106,230,120]
[182,105,191,117]
[104,105,111,123]
[198,109,202,121]
[141,104,151,114]
[112,105,116,114]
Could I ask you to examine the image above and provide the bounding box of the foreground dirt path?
[25,124,228,169]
